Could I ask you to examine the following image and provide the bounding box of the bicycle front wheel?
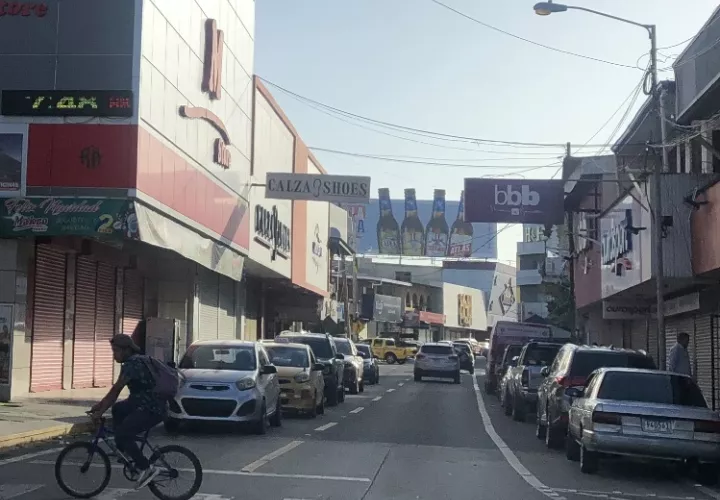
[54,442,111,499]
[148,444,203,500]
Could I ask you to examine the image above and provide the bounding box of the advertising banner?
[464,178,565,224]
[265,173,371,204]
[0,125,26,198]
[343,188,497,259]
[360,293,402,323]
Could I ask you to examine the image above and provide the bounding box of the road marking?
[0,484,44,499]
[472,375,564,500]
[30,460,371,482]
[241,440,304,472]
[695,485,720,500]
[372,396,382,402]
[96,488,134,500]
[554,488,699,500]
[314,422,338,431]
[386,388,395,393]
[398,382,404,387]
[350,407,364,414]
[0,447,61,467]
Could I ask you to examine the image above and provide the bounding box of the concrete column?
[700,121,713,173]
[62,254,76,390]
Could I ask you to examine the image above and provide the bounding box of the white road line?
[398,382,404,387]
[96,488,134,500]
[0,447,61,467]
[349,407,364,414]
[386,388,395,393]
[314,422,338,431]
[371,396,382,402]
[241,440,304,472]
[696,485,720,500]
[30,460,371,482]
[555,488,698,500]
[472,375,564,500]
[0,484,44,499]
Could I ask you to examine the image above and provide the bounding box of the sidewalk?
[0,388,126,452]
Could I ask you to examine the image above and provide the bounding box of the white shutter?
[694,314,714,409]
[197,268,219,341]
[217,276,236,340]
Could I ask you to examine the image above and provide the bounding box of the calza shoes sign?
[265,173,371,204]
[463,179,565,224]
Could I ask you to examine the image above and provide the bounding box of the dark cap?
[110,334,141,353]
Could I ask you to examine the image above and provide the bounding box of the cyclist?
[89,334,166,489]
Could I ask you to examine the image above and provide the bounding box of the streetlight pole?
[533,2,670,366]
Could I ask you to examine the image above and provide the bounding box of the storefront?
[442,283,487,340]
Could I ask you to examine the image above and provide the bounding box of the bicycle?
[54,412,203,500]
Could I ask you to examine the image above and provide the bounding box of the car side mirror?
[262,365,277,375]
[540,366,550,377]
[335,353,345,360]
[312,363,325,371]
[565,387,583,399]
[167,361,177,369]
[511,356,519,366]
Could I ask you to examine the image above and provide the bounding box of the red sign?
[419,311,445,325]
[0,2,48,17]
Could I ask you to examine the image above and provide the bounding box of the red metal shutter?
[93,262,116,387]
[31,246,67,392]
[72,257,97,389]
[122,270,143,339]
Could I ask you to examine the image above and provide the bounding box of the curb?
[0,419,105,452]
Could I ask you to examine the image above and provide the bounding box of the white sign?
[602,300,655,320]
[493,321,550,338]
[495,184,539,214]
[665,292,700,317]
[601,209,632,265]
[265,173,371,204]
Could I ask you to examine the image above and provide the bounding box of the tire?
[544,409,563,449]
[375,371,380,384]
[338,386,346,403]
[164,417,182,434]
[317,393,325,415]
[512,396,526,422]
[269,398,282,427]
[565,432,580,462]
[148,444,203,500]
[698,463,719,486]
[503,392,513,416]
[253,402,268,435]
[397,359,406,365]
[414,371,422,382]
[535,405,547,440]
[580,444,599,474]
[326,381,339,406]
[55,442,111,499]
[309,394,318,418]
[350,378,359,395]
[359,380,365,393]
[385,353,397,364]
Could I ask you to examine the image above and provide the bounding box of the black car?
[357,343,380,384]
[453,342,475,374]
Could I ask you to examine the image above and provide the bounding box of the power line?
[430,0,638,70]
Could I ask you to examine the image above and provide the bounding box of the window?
[525,345,562,367]
[412,293,418,308]
[422,345,453,355]
[373,339,382,347]
[335,339,353,356]
[597,372,707,408]
[584,373,600,397]
[180,345,257,371]
[357,344,372,357]
[286,337,334,359]
[258,348,270,366]
[265,346,309,368]
[386,339,396,347]
[419,295,425,310]
[569,352,656,378]
[406,293,411,307]
[426,296,432,311]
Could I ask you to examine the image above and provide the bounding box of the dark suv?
[276,332,345,406]
[536,344,655,448]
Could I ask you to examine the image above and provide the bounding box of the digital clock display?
[1,90,134,118]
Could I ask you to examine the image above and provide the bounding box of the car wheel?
[580,444,599,474]
[326,383,339,406]
[414,371,422,382]
[512,396,526,422]
[163,417,181,434]
[317,393,325,415]
[535,405,547,440]
[453,372,461,384]
[359,380,365,393]
[375,371,380,384]
[253,401,268,435]
[308,394,318,418]
[698,463,719,485]
[503,392,512,416]
[397,359,406,365]
[269,398,282,427]
[350,378,359,395]
[385,353,397,364]
[338,386,346,403]
[565,431,580,461]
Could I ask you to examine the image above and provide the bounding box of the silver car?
[166,340,282,435]
[414,343,460,384]
[566,367,720,484]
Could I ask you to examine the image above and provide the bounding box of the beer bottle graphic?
[447,190,474,257]
[400,188,425,256]
[376,188,401,254]
[424,189,450,257]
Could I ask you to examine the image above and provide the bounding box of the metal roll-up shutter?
[217,276,236,340]
[31,246,67,392]
[694,314,714,408]
[72,257,97,389]
[93,263,116,387]
[123,269,143,338]
[197,268,219,340]
[630,320,647,351]
[647,319,659,366]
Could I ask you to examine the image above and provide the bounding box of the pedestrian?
[667,331,692,376]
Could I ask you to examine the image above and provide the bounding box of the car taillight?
[449,355,458,361]
[556,375,585,388]
[521,368,529,386]
[694,420,720,434]
[592,411,622,425]
[416,354,425,360]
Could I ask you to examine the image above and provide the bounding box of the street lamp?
[534,2,671,367]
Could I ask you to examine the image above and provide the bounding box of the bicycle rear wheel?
[148,444,203,500]
[54,442,111,499]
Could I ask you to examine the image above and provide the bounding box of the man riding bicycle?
[90,335,166,489]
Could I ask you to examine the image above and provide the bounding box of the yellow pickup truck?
[369,338,418,364]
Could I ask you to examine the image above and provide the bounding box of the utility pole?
[564,142,579,340]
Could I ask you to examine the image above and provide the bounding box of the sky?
[254,0,719,265]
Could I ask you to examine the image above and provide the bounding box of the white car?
[166,340,282,435]
[414,343,460,384]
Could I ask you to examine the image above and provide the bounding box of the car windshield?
[526,345,561,366]
[569,352,656,378]
[453,343,471,354]
[286,337,333,359]
[422,345,454,355]
[356,344,371,357]
[179,345,256,371]
[265,346,309,368]
[335,339,353,356]
[597,372,707,408]
[503,345,522,364]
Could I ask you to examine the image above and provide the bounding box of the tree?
[545,278,575,332]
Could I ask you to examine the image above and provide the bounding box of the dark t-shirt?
[121,355,166,416]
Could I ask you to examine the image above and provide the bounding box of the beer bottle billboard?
[447,190,474,257]
[376,188,401,254]
[424,189,450,257]
[401,188,424,256]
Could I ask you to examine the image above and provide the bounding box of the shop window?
[412,293,418,308]
[406,293,411,307]
[419,295,425,311]
[426,296,432,311]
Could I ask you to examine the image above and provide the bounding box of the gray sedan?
[566,367,720,484]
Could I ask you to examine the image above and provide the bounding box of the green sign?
[0,197,139,238]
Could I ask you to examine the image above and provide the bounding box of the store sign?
[311,223,324,272]
[498,281,515,316]
[458,293,473,327]
[0,197,138,238]
[254,204,290,261]
[265,173,371,204]
[665,293,700,317]
[464,178,565,224]
[601,209,632,265]
[419,310,445,325]
[0,2,48,17]
[360,293,402,323]
[0,128,24,198]
[602,300,655,320]
[1,90,133,118]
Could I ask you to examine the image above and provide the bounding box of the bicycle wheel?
[148,444,203,500]
[54,442,111,499]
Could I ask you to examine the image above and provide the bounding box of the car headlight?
[294,372,310,383]
[235,378,256,391]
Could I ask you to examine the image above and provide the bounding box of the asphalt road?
[0,359,719,500]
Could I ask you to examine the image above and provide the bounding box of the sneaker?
[134,465,160,489]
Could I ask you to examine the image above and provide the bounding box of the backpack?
[138,355,182,400]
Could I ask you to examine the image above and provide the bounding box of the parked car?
[357,343,380,384]
[167,340,281,434]
[494,344,523,398]
[565,367,720,483]
[276,332,346,406]
[452,341,475,374]
[502,341,564,421]
[414,343,460,383]
[264,342,325,417]
[458,337,480,355]
[335,337,364,394]
[370,337,417,364]
[478,341,489,358]
[536,344,656,449]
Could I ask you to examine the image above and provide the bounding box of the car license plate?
[641,418,672,433]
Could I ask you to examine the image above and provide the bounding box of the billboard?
[344,188,497,259]
[464,178,565,224]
